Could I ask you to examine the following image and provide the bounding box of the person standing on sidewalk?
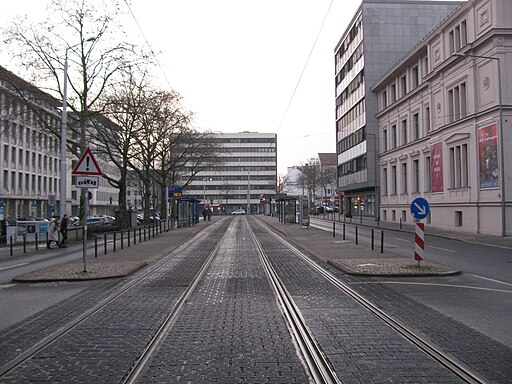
[60,214,69,247]
[47,217,61,249]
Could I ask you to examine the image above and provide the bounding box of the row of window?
[1,120,59,154]
[212,138,276,144]
[188,184,276,192]
[337,127,366,154]
[339,155,367,177]
[1,170,58,195]
[193,175,274,182]
[381,143,469,195]
[336,99,365,133]
[217,147,276,153]
[381,107,431,152]
[2,144,59,174]
[218,156,277,163]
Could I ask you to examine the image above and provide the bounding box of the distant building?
[0,65,65,219]
[182,132,277,214]
[372,0,511,235]
[334,0,465,219]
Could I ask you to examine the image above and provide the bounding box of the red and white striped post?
[414,222,424,266]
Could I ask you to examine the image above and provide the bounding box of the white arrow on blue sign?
[410,197,430,220]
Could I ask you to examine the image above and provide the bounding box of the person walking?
[202,207,208,222]
[207,207,211,222]
[47,217,61,249]
[60,214,69,247]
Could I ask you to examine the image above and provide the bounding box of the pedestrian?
[60,214,69,247]
[202,207,208,221]
[207,207,211,222]
[47,216,61,249]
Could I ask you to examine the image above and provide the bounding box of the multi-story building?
[373,0,511,236]
[334,0,465,219]
[0,65,66,220]
[183,132,277,214]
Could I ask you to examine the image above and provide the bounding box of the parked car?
[86,216,110,227]
[231,209,246,215]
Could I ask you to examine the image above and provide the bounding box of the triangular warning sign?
[72,147,102,176]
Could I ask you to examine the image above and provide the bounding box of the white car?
[231,209,246,215]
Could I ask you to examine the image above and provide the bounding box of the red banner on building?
[478,124,499,190]
[430,142,444,193]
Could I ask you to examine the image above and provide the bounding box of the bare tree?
[276,173,289,194]
[4,0,145,220]
[296,159,322,213]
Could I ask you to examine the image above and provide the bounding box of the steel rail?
[0,221,225,378]
[121,222,231,384]
[257,220,488,384]
[247,219,341,384]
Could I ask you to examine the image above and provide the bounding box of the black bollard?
[113,232,116,252]
[355,226,358,245]
[9,235,13,256]
[35,233,39,251]
[95,236,98,258]
[381,230,384,253]
[343,223,346,240]
[332,222,336,238]
[371,229,374,250]
[104,233,107,255]
[121,230,124,250]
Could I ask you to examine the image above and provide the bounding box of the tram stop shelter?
[170,197,200,228]
[275,196,298,224]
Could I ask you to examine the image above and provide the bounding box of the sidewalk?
[10,213,507,283]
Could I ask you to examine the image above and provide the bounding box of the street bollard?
[134,228,137,245]
[343,223,346,240]
[355,226,358,245]
[9,236,13,256]
[35,233,39,251]
[371,229,374,250]
[95,236,98,258]
[400,218,402,229]
[121,230,124,250]
[104,233,107,255]
[144,226,147,242]
[23,235,26,253]
[332,222,336,238]
[139,227,142,243]
[128,229,131,247]
[381,230,384,253]
[113,232,116,252]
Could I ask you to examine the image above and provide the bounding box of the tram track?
[0,220,228,380]
[253,218,488,384]
[248,220,341,384]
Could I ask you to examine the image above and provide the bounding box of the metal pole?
[332,222,335,238]
[381,230,384,253]
[371,229,374,250]
[59,49,69,219]
[497,58,506,237]
[82,189,88,272]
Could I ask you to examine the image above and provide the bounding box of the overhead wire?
[275,0,334,134]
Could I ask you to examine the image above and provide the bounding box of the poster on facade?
[478,123,499,189]
[430,142,444,193]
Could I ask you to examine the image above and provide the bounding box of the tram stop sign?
[410,197,430,220]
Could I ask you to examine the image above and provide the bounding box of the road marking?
[469,274,512,288]
[0,284,16,289]
[393,237,409,242]
[374,281,512,294]
[0,263,28,271]
[430,246,455,252]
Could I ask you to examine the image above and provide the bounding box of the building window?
[391,165,397,195]
[400,75,407,97]
[401,162,408,194]
[413,159,420,193]
[449,20,468,53]
[449,143,469,188]
[382,90,387,108]
[391,83,397,102]
[382,167,388,195]
[382,129,388,152]
[425,155,432,192]
[455,211,463,227]
[413,113,420,140]
[448,82,467,122]
[412,66,419,88]
[391,125,397,148]
[401,119,408,145]
[425,106,431,133]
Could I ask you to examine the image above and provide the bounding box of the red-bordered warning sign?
[72,147,102,176]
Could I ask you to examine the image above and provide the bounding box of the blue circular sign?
[410,197,430,220]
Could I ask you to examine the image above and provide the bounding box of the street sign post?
[410,197,430,220]
[72,148,103,273]
[410,198,430,265]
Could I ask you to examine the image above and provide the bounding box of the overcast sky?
[1,1,361,174]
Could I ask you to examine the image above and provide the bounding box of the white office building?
[183,132,277,215]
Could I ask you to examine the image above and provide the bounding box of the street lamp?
[452,51,506,236]
[59,38,95,219]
